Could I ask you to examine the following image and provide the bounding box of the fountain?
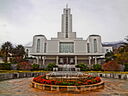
[32,64,104,92]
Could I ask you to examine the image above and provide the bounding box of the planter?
[32,81,104,92]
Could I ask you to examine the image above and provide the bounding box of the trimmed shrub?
[93,64,101,71]
[0,63,11,70]
[46,63,57,71]
[75,63,89,71]
[32,64,39,70]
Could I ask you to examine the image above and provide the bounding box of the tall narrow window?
[44,43,47,53]
[65,10,68,38]
[87,43,90,53]
[94,39,97,53]
[37,39,40,53]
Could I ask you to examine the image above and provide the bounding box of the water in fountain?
[46,64,86,82]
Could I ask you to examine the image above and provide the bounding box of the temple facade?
[25,6,112,68]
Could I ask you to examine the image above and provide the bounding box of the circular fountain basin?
[32,71,104,92]
[32,80,104,92]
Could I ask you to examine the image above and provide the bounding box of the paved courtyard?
[0,78,128,96]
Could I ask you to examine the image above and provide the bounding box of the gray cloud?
[0,0,128,45]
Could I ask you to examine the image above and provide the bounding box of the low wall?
[0,72,47,81]
[32,81,104,92]
[0,71,128,81]
[88,72,128,80]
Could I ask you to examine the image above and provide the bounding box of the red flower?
[33,75,101,86]
[86,80,93,84]
[88,75,92,77]
[94,77,101,82]
[83,82,88,85]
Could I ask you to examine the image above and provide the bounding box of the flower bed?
[33,74,101,86]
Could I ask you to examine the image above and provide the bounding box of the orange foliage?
[17,61,32,70]
[102,60,124,71]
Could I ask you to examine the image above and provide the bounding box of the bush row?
[0,62,39,70]
[0,63,11,70]
[1,62,128,71]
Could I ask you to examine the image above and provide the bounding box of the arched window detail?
[94,39,97,53]
[37,39,40,53]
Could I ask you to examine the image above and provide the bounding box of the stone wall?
[0,72,47,81]
[0,72,128,81]
[32,81,104,92]
[88,72,128,80]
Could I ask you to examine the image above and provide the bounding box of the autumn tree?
[102,60,124,71]
[17,61,32,70]
[114,37,128,65]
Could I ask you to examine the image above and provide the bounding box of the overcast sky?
[0,0,128,46]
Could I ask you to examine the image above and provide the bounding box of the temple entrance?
[59,56,75,65]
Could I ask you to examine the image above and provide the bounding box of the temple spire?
[61,5,72,38]
[66,4,68,8]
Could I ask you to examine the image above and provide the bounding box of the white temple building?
[25,6,112,68]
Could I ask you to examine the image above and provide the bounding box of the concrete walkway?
[0,78,128,96]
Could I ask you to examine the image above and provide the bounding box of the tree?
[115,52,128,65]
[105,51,116,62]
[12,45,25,63]
[117,43,128,54]
[0,50,3,57]
[102,60,124,71]
[104,36,128,71]
[1,41,13,63]
[13,45,25,57]
[114,39,128,65]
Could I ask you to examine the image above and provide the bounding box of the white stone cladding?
[74,40,86,53]
[47,40,59,53]
[25,6,113,67]
[27,34,107,55]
